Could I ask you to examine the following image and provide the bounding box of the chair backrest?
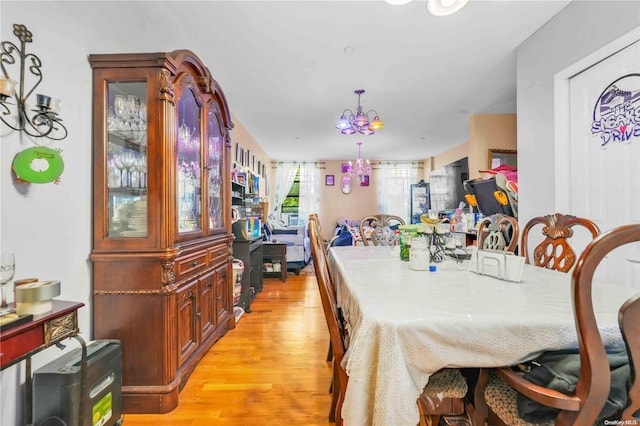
[521,213,600,272]
[620,292,640,421]
[568,223,640,424]
[359,214,405,246]
[476,213,519,252]
[308,215,348,368]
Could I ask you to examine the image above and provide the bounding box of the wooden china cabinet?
[89,50,235,414]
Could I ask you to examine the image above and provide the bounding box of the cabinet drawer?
[208,245,228,267]
[176,251,208,278]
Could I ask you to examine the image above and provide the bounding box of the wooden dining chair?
[476,213,519,253]
[417,369,470,426]
[521,213,600,273]
[619,292,640,422]
[310,213,334,363]
[474,223,640,426]
[309,216,348,424]
[359,214,405,246]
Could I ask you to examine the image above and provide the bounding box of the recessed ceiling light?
[426,0,469,16]
[344,46,355,54]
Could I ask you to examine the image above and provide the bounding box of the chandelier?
[347,142,371,183]
[335,89,383,135]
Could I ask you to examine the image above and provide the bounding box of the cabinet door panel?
[199,271,216,341]
[177,282,198,365]
[207,102,224,232]
[215,263,229,324]
[104,81,150,240]
[176,84,202,235]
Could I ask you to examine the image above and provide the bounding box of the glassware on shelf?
[120,150,136,188]
[135,155,147,188]
[0,253,16,314]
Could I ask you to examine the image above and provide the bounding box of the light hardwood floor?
[121,272,335,425]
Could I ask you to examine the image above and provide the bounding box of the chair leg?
[329,362,338,422]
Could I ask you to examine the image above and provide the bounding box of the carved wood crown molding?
[159,69,175,105]
[177,73,204,106]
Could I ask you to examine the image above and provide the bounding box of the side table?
[1,300,85,424]
[262,242,287,282]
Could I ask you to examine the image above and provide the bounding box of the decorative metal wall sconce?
[0,24,68,140]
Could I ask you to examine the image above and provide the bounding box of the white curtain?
[298,163,320,227]
[376,163,419,223]
[269,162,299,221]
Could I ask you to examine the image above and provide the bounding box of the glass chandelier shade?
[347,142,371,182]
[335,89,383,135]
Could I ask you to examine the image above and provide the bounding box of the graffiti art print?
[591,73,640,147]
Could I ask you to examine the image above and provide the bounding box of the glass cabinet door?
[207,103,223,231]
[177,88,202,233]
[106,82,148,238]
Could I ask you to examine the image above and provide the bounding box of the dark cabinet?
[232,237,263,313]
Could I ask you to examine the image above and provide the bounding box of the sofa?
[267,221,311,275]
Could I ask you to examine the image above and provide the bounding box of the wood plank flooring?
[121,272,335,425]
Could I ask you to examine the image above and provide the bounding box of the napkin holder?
[469,250,525,282]
[15,280,61,315]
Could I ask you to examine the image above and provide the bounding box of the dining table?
[326,245,634,426]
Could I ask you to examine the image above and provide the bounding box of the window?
[376,163,419,223]
[281,168,300,214]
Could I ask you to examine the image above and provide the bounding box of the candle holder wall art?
[0,24,68,141]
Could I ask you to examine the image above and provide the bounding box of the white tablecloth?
[327,245,633,426]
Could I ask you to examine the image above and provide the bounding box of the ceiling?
[54,0,570,161]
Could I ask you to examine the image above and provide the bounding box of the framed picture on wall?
[341,163,350,173]
[235,143,242,164]
[325,175,335,186]
[360,175,369,186]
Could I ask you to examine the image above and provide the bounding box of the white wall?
[516,0,640,227]
[0,2,179,423]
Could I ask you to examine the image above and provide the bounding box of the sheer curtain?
[269,162,299,221]
[376,162,419,223]
[297,163,320,227]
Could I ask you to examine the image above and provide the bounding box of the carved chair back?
[359,214,405,246]
[521,213,600,272]
[477,213,519,253]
